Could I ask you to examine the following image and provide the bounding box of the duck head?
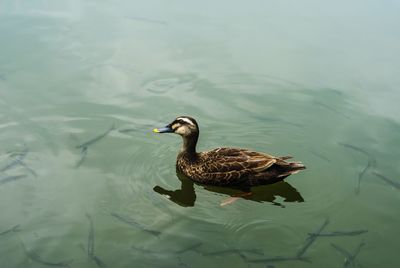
[153,116,199,154]
[153,116,199,136]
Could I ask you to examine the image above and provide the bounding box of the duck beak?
[153,125,173,133]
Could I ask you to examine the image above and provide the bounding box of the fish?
[250,115,303,128]
[18,161,38,177]
[83,216,108,268]
[131,243,203,259]
[177,257,191,268]
[93,255,108,268]
[338,143,375,194]
[331,242,365,268]
[86,213,95,259]
[236,252,248,262]
[75,124,114,167]
[174,242,203,254]
[118,128,137,133]
[246,256,310,264]
[76,124,115,150]
[373,172,400,190]
[0,145,36,177]
[75,146,88,168]
[26,251,73,267]
[315,101,351,120]
[309,150,331,163]
[131,246,156,254]
[203,248,266,263]
[0,145,29,173]
[308,230,368,237]
[202,248,264,257]
[338,143,370,157]
[131,246,169,259]
[0,224,21,236]
[110,212,161,238]
[125,16,168,25]
[296,218,329,258]
[0,174,28,186]
[260,73,306,88]
[20,240,73,267]
[355,158,376,194]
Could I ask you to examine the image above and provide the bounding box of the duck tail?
[289,161,305,168]
[277,161,306,177]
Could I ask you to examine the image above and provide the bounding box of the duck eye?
[171,123,181,130]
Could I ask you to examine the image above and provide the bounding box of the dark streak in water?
[20,240,73,267]
[0,224,20,236]
[131,242,203,258]
[261,73,305,88]
[1,145,37,177]
[296,218,329,258]
[338,143,376,194]
[251,115,303,128]
[372,172,400,190]
[93,255,108,268]
[119,123,154,134]
[174,242,203,254]
[0,174,28,186]
[18,161,38,177]
[246,256,310,264]
[309,150,331,163]
[147,88,169,94]
[331,242,365,268]
[177,257,191,268]
[308,229,368,237]
[86,213,95,259]
[84,214,107,268]
[202,248,264,257]
[338,143,370,157]
[75,147,88,168]
[126,16,168,25]
[74,124,114,168]
[0,145,29,173]
[131,246,159,255]
[315,101,351,119]
[118,128,137,133]
[76,124,115,150]
[355,158,376,193]
[111,212,161,238]
[131,246,171,259]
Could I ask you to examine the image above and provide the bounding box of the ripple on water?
[231,220,300,251]
[142,75,198,95]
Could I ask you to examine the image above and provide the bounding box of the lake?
[0,0,399,267]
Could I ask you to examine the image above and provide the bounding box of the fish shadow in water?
[153,171,304,207]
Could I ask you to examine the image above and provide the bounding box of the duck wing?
[194,148,280,185]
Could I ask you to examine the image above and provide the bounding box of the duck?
[153,116,305,188]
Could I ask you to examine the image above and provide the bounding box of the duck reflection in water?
[153,170,304,207]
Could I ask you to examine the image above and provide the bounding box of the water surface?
[1,1,399,267]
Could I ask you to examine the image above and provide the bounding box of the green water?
[1,1,400,267]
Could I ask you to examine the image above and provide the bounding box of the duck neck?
[181,133,198,158]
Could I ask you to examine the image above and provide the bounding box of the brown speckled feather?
[177,147,304,187]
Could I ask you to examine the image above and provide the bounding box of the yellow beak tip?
[153,128,160,133]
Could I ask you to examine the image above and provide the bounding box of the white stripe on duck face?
[176,117,195,126]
